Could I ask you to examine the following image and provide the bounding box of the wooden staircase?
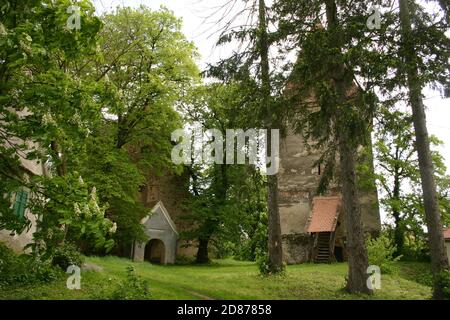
[313,232,335,263]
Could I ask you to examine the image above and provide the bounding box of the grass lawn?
[0,256,433,300]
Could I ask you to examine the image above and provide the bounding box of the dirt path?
[186,290,215,300]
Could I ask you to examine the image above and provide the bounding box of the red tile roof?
[307,196,342,233]
[443,227,450,240]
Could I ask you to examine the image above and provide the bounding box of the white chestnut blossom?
[109,222,117,234]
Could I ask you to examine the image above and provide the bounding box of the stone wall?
[281,233,311,264]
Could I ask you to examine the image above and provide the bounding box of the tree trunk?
[325,0,371,294]
[392,168,404,256]
[339,135,372,294]
[267,174,283,271]
[196,237,210,264]
[258,0,284,273]
[399,0,449,299]
[116,113,128,149]
[392,210,404,257]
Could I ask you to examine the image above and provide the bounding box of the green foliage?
[366,233,401,274]
[78,128,149,253]
[384,223,431,262]
[0,0,102,236]
[1,2,198,261]
[181,83,269,262]
[434,269,450,299]
[51,243,84,271]
[228,167,268,262]
[401,236,430,262]
[257,253,272,276]
[211,241,235,260]
[75,5,199,253]
[29,173,115,258]
[0,243,59,287]
[101,266,152,300]
[0,0,113,259]
[374,107,450,260]
[234,212,268,262]
[107,198,148,255]
[97,6,198,149]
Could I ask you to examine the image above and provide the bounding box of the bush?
[212,240,235,259]
[434,269,450,299]
[0,243,59,287]
[234,220,268,262]
[110,266,151,300]
[0,242,16,272]
[366,233,401,274]
[91,266,151,300]
[257,254,271,276]
[51,243,84,271]
[401,236,430,262]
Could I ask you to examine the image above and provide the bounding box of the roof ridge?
[140,201,179,236]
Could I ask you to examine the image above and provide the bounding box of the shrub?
[0,243,59,287]
[257,254,271,276]
[212,240,235,259]
[413,269,434,287]
[22,256,59,283]
[51,243,84,271]
[0,242,16,271]
[434,269,450,299]
[401,235,430,262]
[234,220,268,262]
[108,266,151,300]
[366,233,401,274]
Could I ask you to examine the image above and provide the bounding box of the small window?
[12,191,28,219]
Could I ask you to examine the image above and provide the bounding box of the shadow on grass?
[396,261,433,287]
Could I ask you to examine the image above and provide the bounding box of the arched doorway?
[144,239,166,264]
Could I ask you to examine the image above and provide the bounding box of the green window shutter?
[20,191,28,218]
[13,191,28,219]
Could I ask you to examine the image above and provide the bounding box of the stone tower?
[277,130,381,264]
